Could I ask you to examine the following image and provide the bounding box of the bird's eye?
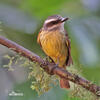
[46,21,55,27]
[51,21,57,24]
[46,20,60,27]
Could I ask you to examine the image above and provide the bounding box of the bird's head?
[43,15,69,31]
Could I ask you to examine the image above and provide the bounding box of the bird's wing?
[65,31,73,66]
[37,28,42,47]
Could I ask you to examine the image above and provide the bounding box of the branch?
[0,36,100,97]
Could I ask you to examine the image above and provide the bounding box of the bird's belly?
[42,38,60,57]
[40,32,68,66]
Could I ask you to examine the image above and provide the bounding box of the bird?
[37,15,73,89]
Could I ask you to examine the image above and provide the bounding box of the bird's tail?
[60,78,70,89]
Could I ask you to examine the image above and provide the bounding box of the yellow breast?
[40,30,68,67]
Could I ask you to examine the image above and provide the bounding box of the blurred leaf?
[21,0,67,18]
[82,67,100,83]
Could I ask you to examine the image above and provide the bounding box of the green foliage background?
[0,0,100,100]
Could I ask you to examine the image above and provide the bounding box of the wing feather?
[65,31,73,66]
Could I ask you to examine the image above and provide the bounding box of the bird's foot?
[44,56,54,63]
[44,56,49,62]
[48,63,58,75]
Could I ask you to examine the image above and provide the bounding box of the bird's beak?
[61,17,69,23]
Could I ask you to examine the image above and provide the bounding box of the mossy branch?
[0,36,100,97]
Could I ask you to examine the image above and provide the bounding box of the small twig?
[0,36,100,97]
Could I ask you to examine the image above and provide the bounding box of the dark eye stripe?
[46,20,61,27]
